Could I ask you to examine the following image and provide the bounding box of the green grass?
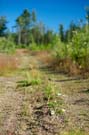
[17,78,42,87]
[61,130,87,135]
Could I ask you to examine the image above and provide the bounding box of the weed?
[48,100,64,115]
[21,102,29,116]
[17,80,31,87]
[30,78,41,85]
[43,83,59,101]
[44,84,53,101]
[21,101,33,117]
[43,83,65,115]
[17,71,42,87]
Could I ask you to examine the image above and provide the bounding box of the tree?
[44,30,53,45]
[32,10,36,23]
[16,9,31,45]
[22,9,31,44]
[68,21,76,41]
[85,6,89,25]
[31,25,43,45]
[65,21,80,42]
[85,6,89,33]
[64,30,70,43]
[0,16,7,36]
[31,22,45,45]
[16,16,23,44]
[59,24,64,42]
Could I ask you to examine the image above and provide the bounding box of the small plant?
[43,84,56,101]
[43,83,65,115]
[30,78,41,85]
[43,83,62,101]
[21,102,29,116]
[48,100,64,115]
[17,80,31,87]
[17,71,42,87]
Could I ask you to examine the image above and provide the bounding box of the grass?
[43,82,62,100]
[21,101,31,117]
[61,130,87,135]
[17,71,42,88]
[43,83,58,101]
[17,78,41,87]
[0,54,19,76]
[43,82,65,116]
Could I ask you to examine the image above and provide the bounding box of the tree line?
[0,7,89,46]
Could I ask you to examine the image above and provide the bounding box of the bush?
[70,31,89,68]
[0,37,16,54]
[51,30,89,75]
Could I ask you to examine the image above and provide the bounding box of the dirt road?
[0,53,89,135]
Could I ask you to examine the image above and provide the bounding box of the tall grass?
[0,54,19,75]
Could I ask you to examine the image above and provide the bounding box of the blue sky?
[0,0,89,32]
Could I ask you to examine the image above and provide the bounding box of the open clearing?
[0,51,89,135]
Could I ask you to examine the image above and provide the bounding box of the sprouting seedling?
[26,71,31,82]
[44,83,58,102]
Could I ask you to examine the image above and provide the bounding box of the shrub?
[0,37,16,54]
[17,71,42,87]
[52,30,89,74]
[70,31,89,68]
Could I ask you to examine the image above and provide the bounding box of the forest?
[0,3,89,135]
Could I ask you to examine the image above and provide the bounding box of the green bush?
[0,37,16,54]
[53,39,68,59]
[53,30,89,70]
[70,31,89,68]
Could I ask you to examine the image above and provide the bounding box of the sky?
[0,0,89,32]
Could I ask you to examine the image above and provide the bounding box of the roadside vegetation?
[0,6,89,135]
[0,8,89,76]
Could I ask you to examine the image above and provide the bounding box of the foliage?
[0,8,89,72]
[0,37,16,53]
[17,71,42,87]
[43,83,59,101]
[70,30,89,68]
[0,16,7,36]
[85,6,89,25]
[53,39,68,59]
[16,9,36,45]
[59,24,64,42]
[43,82,65,116]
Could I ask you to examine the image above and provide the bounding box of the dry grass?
[0,53,19,75]
[48,57,89,77]
[30,50,89,77]
[31,50,54,66]
[16,49,30,55]
[51,58,80,75]
[30,50,50,56]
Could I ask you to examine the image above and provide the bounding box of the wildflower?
[62,109,66,112]
[51,110,55,115]
[54,100,57,103]
[57,93,62,96]
[62,94,66,97]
